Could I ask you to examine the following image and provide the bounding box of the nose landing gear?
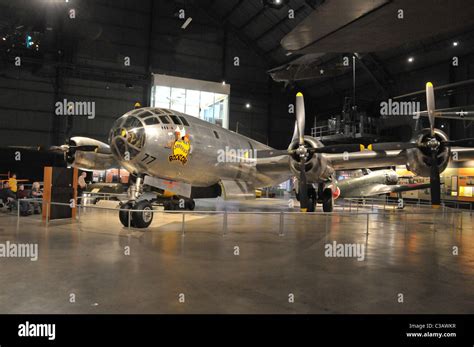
[119,200,154,228]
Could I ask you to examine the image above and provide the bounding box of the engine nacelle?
[406,129,450,177]
[66,137,117,170]
[289,136,334,182]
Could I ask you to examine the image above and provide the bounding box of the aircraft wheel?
[308,198,316,212]
[119,201,135,227]
[185,199,195,210]
[132,200,154,229]
[322,188,334,212]
[163,200,174,210]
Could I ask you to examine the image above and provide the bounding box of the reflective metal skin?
[34,82,474,227]
[68,106,472,197]
[334,169,428,199]
[105,107,290,189]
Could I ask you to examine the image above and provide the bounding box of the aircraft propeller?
[295,92,309,211]
[259,83,474,209]
[364,82,474,206]
[5,143,99,154]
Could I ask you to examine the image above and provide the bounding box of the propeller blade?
[48,145,68,153]
[295,92,305,146]
[291,121,299,143]
[73,145,99,152]
[429,150,441,206]
[426,82,436,137]
[2,146,62,152]
[443,138,474,147]
[368,142,418,151]
[298,156,309,212]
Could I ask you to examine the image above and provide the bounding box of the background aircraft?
[330,169,430,200]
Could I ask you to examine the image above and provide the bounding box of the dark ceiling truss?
[209,0,317,64]
[253,4,306,43]
[354,53,391,98]
[237,4,268,31]
[222,0,245,21]
[201,2,277,68]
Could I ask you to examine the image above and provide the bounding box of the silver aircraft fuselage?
[335,169,399,199]
[107,107,291,188]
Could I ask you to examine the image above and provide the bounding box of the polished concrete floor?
[0,199,473,314]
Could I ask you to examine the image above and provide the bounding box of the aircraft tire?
[308,198,316,212]
[132,200,154,228]
[322,188,334,212]
[119,201,135,227]
[163,200,174,210]
[186,199,195,210]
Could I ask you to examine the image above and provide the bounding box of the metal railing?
[340,196,472,215]
[11,197,467,236]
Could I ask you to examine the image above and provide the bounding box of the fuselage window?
[213,131,219,139]
[159,115,171,124]
[144,117,160,125]
[169,115,182,125]
[178,116,190,126]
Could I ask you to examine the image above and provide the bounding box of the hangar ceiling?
[202,0,474,106]
[0,0,473,149]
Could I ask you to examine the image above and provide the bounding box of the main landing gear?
[318,182,333,212]
[296,184,333,212]
[321,187,334,212]
[118,176,196,229]
[119,197,196,228]
[119,200,154,228]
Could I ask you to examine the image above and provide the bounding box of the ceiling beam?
[238,5,267,31]
[201,3,277,67]
[222,0,245,21]
[253,5,306,42]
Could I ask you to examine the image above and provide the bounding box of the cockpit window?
[178,116,190,126]
[126,127,145,149]
[159,115,171,124]
[136,110,154,119]
[151,108,166,115]
[123,116,142,129]
[169,115,182,125]
[110,115,146,161]
[144,117,160,125]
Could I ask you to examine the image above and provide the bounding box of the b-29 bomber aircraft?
[17,83,474,228]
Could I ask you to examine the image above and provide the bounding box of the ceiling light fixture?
[407,57,414,63]
[263,0,289,9]
[181,17,192,29]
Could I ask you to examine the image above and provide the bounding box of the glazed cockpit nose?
[385,171,398,184]
[109,114,146,161]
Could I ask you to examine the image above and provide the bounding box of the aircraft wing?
[449,147,474,161]
[281,0,474,54]
[324,150,408,171]
[343,182,431,198]
[387,183,431,194]
[255,154,293,187]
